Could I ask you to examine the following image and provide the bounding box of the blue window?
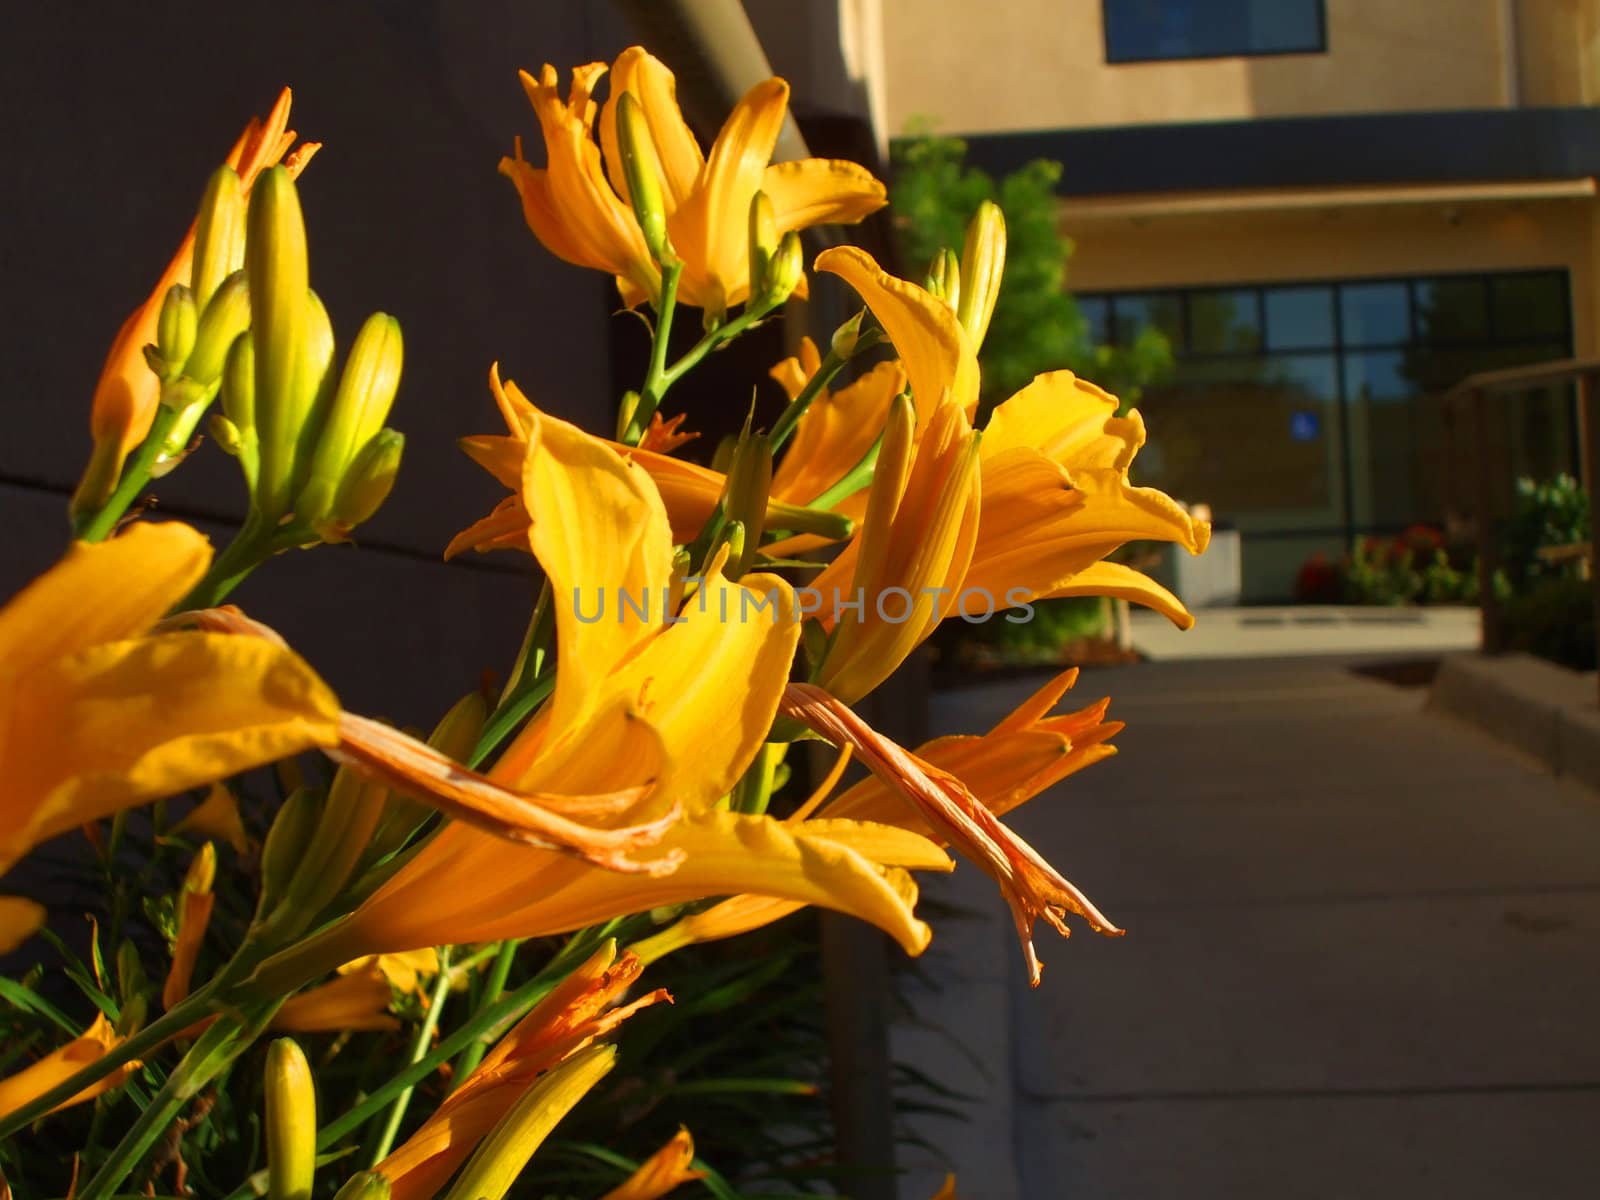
[1103,0,1326,64]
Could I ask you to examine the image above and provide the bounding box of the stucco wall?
[882,0,1539,135]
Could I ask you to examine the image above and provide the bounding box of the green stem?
[177,517,316,612]
[807,435,884,513]
[367,947,454,1165]
[451,939,520,1082]
[75,406,183,542]
[0,986,219,1141]
[767,347,845,451]
[468,670,557,770]
[76,1005,270,1200]
[624,260,684,444]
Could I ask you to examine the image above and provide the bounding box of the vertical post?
[1473,387,1503,653]
[1583,371,1600,705]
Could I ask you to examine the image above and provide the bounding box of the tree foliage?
[889,133,1171,412]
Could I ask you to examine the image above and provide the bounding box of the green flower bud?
[760,231,803,309]
[247,166,310,521]
[722,431,772,577]
[209,412,245,457]
[748,190,777,306]
[925,247,960,308]
[156,285,197,380]
[191,165,246,309]
[316,429,403,543]
[957,200,1006,349]
[615,390,641,441]
[616,92,672,264]
[718,519,746,579]
[831,309,866,360]
[710,433,737,475]
[298,313,403,526]
[185,270,252,387]
[255,788,321,927]
[221,332,260,494]
[265,1039,316,1200]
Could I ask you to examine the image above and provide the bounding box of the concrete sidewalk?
[894,657,1600,1198]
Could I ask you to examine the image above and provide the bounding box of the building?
[870,0,1600,599]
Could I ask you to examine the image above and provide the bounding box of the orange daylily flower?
[780,682,1122,987]
[72,89,319,514]
[162,843,217,1009]
[170,783,252,855]
[448,351,899,558]
[503,47,885,314]
[601,1128,705,1200]
[375,943,664,1200]
[338,949,440,996]
[636,670,1120,963]
[816,247,1209,628]
[247,385,947,989]
[0,1013,140,1121]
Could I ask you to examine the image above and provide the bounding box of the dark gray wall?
[1,1,656,724]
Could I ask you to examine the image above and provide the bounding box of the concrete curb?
[1426,652,1600,790]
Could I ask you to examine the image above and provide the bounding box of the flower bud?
[616,92,671,265]
[256,788,321,926]
[721,431,772,577]
[925,248,960,309]
[209,413,245,456]
[191,165,246,309]
[956,200,1006,350]
[761,231,804,309]
[156,285,197,380]
[316,429,403,543]
[615,390,641,441]
[440,1045,616,1200]
[247,166,311,521]
[287,290,339,503]
[717,520,746,579]
[331,1173,391,1200]
[710,434,737,476]
[115,938,147,1008]
[299,313,404,526]
[185,270,252,387]
[221,332,260,494]
[831,309,866,360]
[265,1038,316,1200]
[747,190,777,307]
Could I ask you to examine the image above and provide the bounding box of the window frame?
[1101,0,1329,65]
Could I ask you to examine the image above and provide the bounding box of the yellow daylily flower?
[376,943,663,1200]
[170,783,252,855]
[0,897,45,955]
[503,47,885,314]
[338,949,439,995]
[808,396,982,704]
[0,1013,140,1121]
[0,523,340,898]
[253,388,948,982]
[816,247,1208,628]
[72,89,319,514]
[601,1128,704,1200]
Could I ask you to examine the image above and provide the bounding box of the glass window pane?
[1414,277,1488,343]
[1344,351,1436,528]
[1078,296,1112,346]
[1189,288,1262,353]
[1491,274,1568,341]
[1339,283,1409,346]
[1111,292,1183,349]
[1264,286,1334,350]
[1103,0,1324,62]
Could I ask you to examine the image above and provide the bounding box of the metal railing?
[1445,357,1600,697]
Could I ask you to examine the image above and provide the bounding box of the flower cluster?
[0,47,1206,1200]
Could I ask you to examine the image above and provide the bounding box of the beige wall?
[882,0,1559,135]
[1062,193,1598,356]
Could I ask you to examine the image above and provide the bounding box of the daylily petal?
[601,1129,705,1200]
[273,965,399,1033]
[769,337,824,401]
[817,246,980,420]
[1043,560,1195,629]
[338,949,439,996]
[762,158,887,232]
[0,896,45,954]
[1,632,338,876]
[0,1014,139,1120]
[982,370,1142,469]
[171,783,252,855]
[771,359,905,506]
[668,78,789,313]
[0,523,210,684]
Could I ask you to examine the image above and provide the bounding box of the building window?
[1102,0,1326,64]
[1083,271,1573,600]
